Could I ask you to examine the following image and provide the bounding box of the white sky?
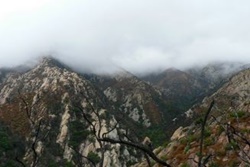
[0,0,250,74]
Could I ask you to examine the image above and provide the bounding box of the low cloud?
[0,0,250,74]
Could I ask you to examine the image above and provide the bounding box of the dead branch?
[102,123,118,138]
[15,156,26,167]
[99,137,170,167]
[198,100,215,167]
[68,145,97,167]
[18,90,35,125]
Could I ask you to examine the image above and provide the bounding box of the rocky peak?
[34,56,70,71]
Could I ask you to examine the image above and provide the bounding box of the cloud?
[0,0,250,74]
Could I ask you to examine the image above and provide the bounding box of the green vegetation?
[87,151,101,165]
[0,123,25,167]
[204,137,215,147]
[0,131,11,151]
[204,128,212,138]
[230,110,246,118]
[195,117,203,125]
[180,162,191,167]
[140,125,167,147]
[225,141,239,151]
[216,125,224,135]
[126,160,137,166]
[241,128,250,134]
[69,120,90,148]
[180,133,199,145]
[184,144,190,153]
[229,161,240,167]
[65,161,75,167]
[0,161,17,167]
[209,162,220,167]
[48,160,58,167]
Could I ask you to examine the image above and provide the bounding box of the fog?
[1,0,250,74]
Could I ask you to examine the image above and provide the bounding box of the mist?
[1,0,250,74]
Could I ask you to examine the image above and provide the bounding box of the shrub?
[195,117,203,125]
[126,160,137,166]
[180,162,191,167]
[209,162,220,167]
[68,120,90,148]
[216,125,224,135]
[225,141,238,151]
[204,128,212,138]
[230,111,245,118]
[87,151,101,164]
[65,161,75,167]
[184,144,190,154]
[204,137,215,147]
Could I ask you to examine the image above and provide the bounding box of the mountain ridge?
[0,57,172,166]
[0,56,249,166]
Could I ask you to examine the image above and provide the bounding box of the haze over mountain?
[1,1,250,166]
[1,0,250,74]
[0,56,249,166]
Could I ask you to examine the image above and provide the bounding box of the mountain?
[187,62,249,88]
[142,68,203,113]
[0,58,132,166]
[0,57,249,166]
[83,71,165,126]
[0,57,175,166]
[136,68,250,166]
[141,62,249,115]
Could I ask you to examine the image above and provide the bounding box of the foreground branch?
[198,100,215,167]
[100,137,170,167]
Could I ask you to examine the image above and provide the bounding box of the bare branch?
[68,145,96,167]
[102,123,118,138]
[99,137,170,167]
[144,153,152,167]
[15,156,26,167]
[198,100,215,167]
[18,90,35,125]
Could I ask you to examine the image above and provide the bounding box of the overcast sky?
[0,0,250,74]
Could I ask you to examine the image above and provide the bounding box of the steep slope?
[0,58,147,166]
[187,62,249,89]
[84,71,170,125]
[83,70,179,144]
[142,63,250,116]
[137,68,250,166]
[142,68,203,113]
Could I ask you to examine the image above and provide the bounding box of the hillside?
[142,68,203,113]
[136,68,250,166]
[141,62,249,116]
[0,57,174,166]
[0,57,249,167]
